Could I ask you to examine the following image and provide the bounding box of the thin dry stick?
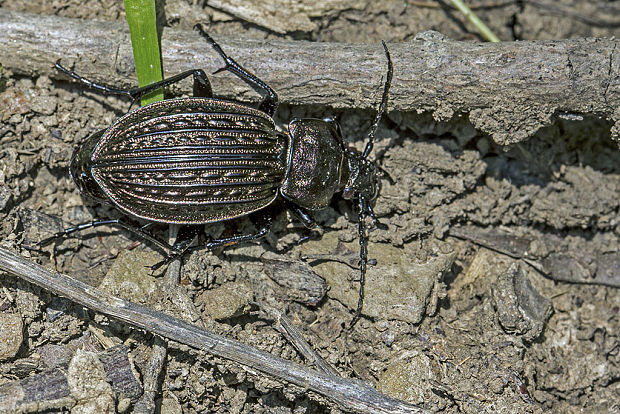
[257,302,339,377]
[0,246,428,414]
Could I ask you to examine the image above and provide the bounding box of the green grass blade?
[448,0,500,42]
[124,0,164,105]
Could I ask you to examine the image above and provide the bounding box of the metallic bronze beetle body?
[48,25,392,324]
[71,99,375,225]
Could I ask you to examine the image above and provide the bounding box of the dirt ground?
[0,1,619,413]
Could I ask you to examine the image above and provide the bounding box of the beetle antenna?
[362,41,393,160]
[350,194,370,328]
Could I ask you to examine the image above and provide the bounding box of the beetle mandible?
[42,24,393,325]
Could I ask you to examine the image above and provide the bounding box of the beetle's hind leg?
[55,60,213,104]
[194,23,279,117]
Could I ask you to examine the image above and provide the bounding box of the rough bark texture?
[0,9,618,145]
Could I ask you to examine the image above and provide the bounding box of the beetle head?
[70,129,107,202]
[342,151,378,203]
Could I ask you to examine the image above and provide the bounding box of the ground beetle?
[41,24,393,325]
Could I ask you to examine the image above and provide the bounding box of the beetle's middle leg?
[194,23,279,117]
[152,213,274,268]
[32,218,184,258]
[203,213,273,251]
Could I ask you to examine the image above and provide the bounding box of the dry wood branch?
[0,246,428,414]
[0,9,618,144]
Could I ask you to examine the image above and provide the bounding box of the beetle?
[39,24,393,325]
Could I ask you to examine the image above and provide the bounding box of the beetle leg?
[191,69,214,98]
[55,60,213,104]
[283,203,326,247]
[32,218,182,258]
[366,204,388,230]
[194,24,279,117]
[149,226,204,271]
[287,203,318,229]
[152,217,273,269]
[175,214,274,257]
[114,70,214,104]
[206,216,272,250]
[54,61,135,99]
[33,219,123,247]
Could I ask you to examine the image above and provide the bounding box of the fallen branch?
[0,9,618,144]
[0,246,428,414]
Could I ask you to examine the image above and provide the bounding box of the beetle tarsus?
[55,60,215,106]
[55,61,135,99]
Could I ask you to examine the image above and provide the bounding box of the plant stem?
[449,0,501,42]
[124,0,164,105]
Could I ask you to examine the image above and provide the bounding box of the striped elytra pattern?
[90,98,288,224]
